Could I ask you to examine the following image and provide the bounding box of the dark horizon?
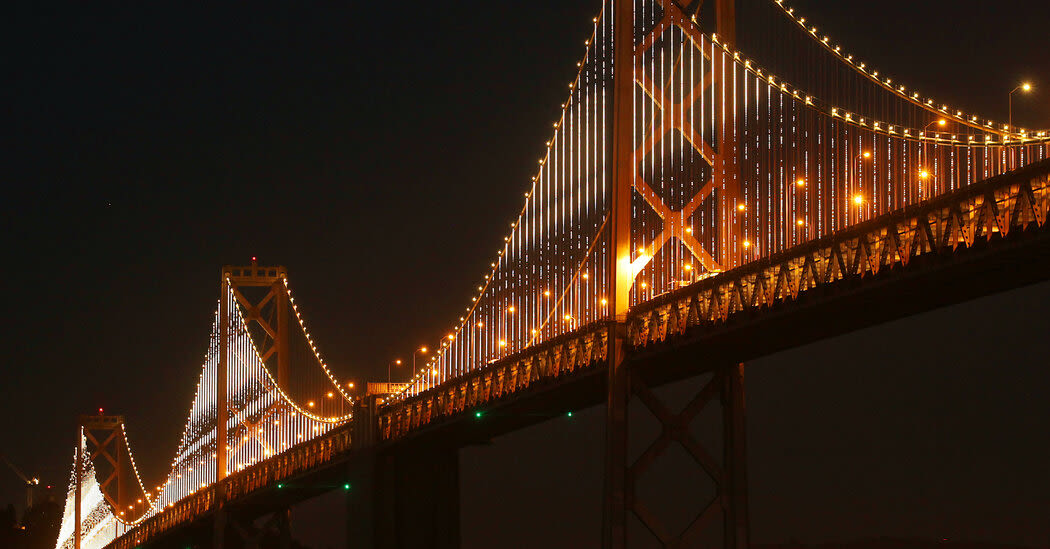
[3,1,1049,547]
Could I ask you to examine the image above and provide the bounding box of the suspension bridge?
[56,1,1050,548]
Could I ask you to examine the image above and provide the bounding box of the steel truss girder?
[628,161,1050,347]
[378,323,612,441]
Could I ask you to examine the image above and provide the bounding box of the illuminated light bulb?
[640,282,648,289]
[477,321,484,327]
[508,306,516,313]
[431,368,438,375]
[796,178,805,187]
[499,340,507,347]
[683,264,692,271]
[308,401,315,407]
[1022,82,1032,92]
[600,298,608,306]
[737,203,746,212]
[919,170,931,180]
[853,194,864,205]
[582,272,589,279]
[395,359,402,365]
[797,219,805,226]
[347,382,355,389]
[938,119,947,126]
[531,329,539,335]
[564,314,572,321]
[327,392,334,398]
[742,240,751,249]
[862,151,871,159]
[544,290,551,297]
[685,227,692,234]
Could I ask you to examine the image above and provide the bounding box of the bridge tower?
[217,259,291,483]
[74,413,127,549]
[605,0,748,547]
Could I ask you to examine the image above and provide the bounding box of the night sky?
[3,1,1048,548]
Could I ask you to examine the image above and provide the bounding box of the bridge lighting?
[600,298,608,306]
[564,314,573,321]
[1022,82,1032,92]
[737,203,746,211]
[640,282,648,289]
[919,169,931,180]
[796,178,805,187]
[862,151,871,159]
[685,227,692,234]
[938,119,947,127]
[431,368,437,375]
[327,392,334,398]
[474,411,484,419]
[347,381,355,389]
[499,340,507,347]
[531,328,539,335]
[507,306,516,313]
[797,219,805,226]
[277,483,283,489]
[742,240,751,249]
[544,290,551,297]
[448,334,455,340]
[343,483,351,490]
[853,194,864,205]
[582,272,589,279]
[308,401,315,407]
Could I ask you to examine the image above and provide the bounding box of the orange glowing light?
[737,203,746,211]
[796,178,806,186]
[308,401,315,407]
[862,151,871,159]
[853,194,864,205]
[742,240,751,248]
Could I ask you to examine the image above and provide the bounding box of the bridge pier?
[347,396,460,549]
[603,361,750,548]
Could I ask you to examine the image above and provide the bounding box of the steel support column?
[722,364,749,549]
[603,0,634,545]
[218,274,229,483]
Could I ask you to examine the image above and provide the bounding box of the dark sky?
[2,1,1048,547]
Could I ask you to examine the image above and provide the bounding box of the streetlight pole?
[388,359,402,385]
[412,347,428,378]
[852,150,871,223]
[1009,82,1032,128]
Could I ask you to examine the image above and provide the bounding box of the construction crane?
[2,454,40,509]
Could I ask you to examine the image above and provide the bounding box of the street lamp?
[412,346,428,377]
[852,151,871,222]
[1009,82,1032,128]
[388,359,402,384]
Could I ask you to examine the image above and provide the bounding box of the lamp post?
[388,359,402,385]
[920,119,946,199]
[852,151,871,223]
[1009,82,1032,128]
[412,347,428,377]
